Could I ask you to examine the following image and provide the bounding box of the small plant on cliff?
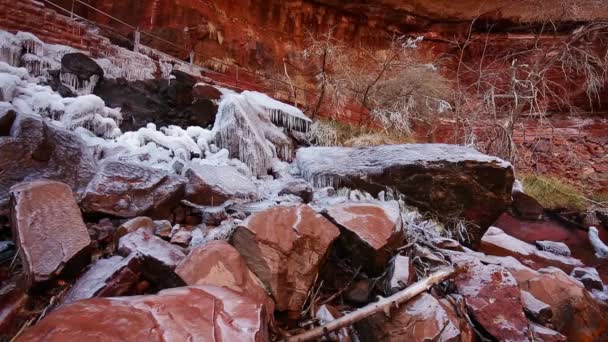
[521,174,587,210]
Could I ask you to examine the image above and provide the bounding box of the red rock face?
[231,204,340,317]
[10,180,91,289]
[18,285,269,342]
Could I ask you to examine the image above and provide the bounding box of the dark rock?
[521,290,553,325]
[61,53,104,81]
[0,114,96,212]
[0,241,15,265]
[231,204,340,317]
[199,205,228,226]
[379,255,413,295]
[325,200,404,275]
[0,289,28,338]
[18,286,270,341]
[297,144,514,247]
[117,228,186,288]
[0,109,16,136]
[454,261,529,341]
[512,191,544,220]
[184,165,257,206]
[193,83,222,101]
[278,181,313,203]
[10,180,91,289]
[80,161,186,219]
[61,255,142,305]
[535,240,571,256]
[571,267,604,291]
[345,279,372,304]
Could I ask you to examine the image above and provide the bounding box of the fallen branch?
[285,266,456,342]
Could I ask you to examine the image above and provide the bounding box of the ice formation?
[589,227,608,258]
[213,91,311,176]
[59,72,100,96]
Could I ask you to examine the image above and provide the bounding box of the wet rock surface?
[297,144,514,246]
[10,180,91,289]
[0,114,96,212]
[231,204,340,316]
[18,285,269,341]
[80,161,186,218]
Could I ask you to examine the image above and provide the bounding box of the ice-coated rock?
[184,164,257,206]
[521,290,553,325]
[534,240,571,256]
[0,114,96,212]
[325,200,404,275]
[454,261,529,341]
[80,161,186,219]
[10,180,91,288]
[278,180,313,203]
[231,204,340,317]
[356,292,469,342]
[570,267,604,291]
[117,228,186,287]
[61,255,142,305]
[521,267,608,341]
[481,227,584,273]
[297,144,514,246]
[175,240,274,319]
[18,286,269,341]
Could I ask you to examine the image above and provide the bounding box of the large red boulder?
[18,285,269,341]
[231,204,340,317]
[325,200,404,275]
[10,180,91,289]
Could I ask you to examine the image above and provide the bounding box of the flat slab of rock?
[80,161,186,219]
[297,144,514,246]
[0,114,96,212]
[185,165,258,206]
[481,227,583,273]
[325,200,403,274]
[535,240,571,256]
[10,181,91,288]
[176,240,274,318]
[521,290,552,325]
[19,285,269,341]
[455,261,529,341]
[356,292,468,342]
[61,255,141,305]
[530,323,567,342]
[118,228,186,287]
[231,204,340,317]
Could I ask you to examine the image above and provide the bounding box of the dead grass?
[309,119,414,147]
[521,174,587,210]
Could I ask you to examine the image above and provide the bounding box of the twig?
[285,267,456,342]
[320,266,362,305]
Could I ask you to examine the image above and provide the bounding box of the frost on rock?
[60,72,100,95]
[0,73,22,102]
[213,91,311,175]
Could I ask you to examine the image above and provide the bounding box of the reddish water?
[494,213,608,283]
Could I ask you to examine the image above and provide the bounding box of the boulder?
[356,292,467,342]
[278,180,313,203]
[184,165,258,206]
[0,114,96,212]
[511,190,544,220]
[521,290,553,325]
[570,267,604,291]
[192,83,222,101]
[325,200,404,275]
[175,241,274,318]
[0,109,16,135]
[454,261,529,341]
[231,204,340,317]
[297,144,514,246]
[117,228,186,287]
[480,227,583,273]
[80,161,186,219]
[534,240,571,256]
[10,181,91,289]
[522,267,608,341]
[61,255,142,305]
[18,286,269,341]
[61,53,104,81]
[114,217,155,243]
[530,323,567,342]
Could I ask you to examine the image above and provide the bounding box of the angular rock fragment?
[176,241,274,317]
[571,267,604,291]
[511,185,544,220]
[114,216,155,243]
[118,228,186,287]
[19,286,269,341]
[10,181,91,288]
[279,180,313,203]
[481,227,583,273]
[379,254,413,295]
[522,267,608,341]
[184,165,258,206]
[231,204,340,316]
[297,144,514,246]
[325,200,404,275]
[170,229,192,248]
[153,220,173,240]
[356,292,464,342]
[521,290,553,325]
[0,114,96,212]
[535,240,571,256]
[454,261,529,341]
[80,161,186,219]
[62,255,142,305]
[530,323,567,342]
